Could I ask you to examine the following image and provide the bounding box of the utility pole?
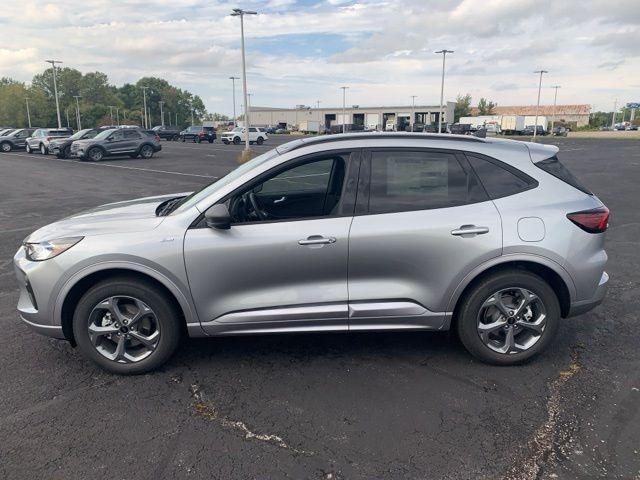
[231,8,257,151]
[410,95,418,130]
[435,50,453,133]
[159,101,165,127]
[45,60,63,128]
[611,99,618,130]
[316,100,321,109]
[73,95,82,130]
[550,85,561,132]
[108,105,115,125]
[167,110,171,126]
[190,102,194,126]
[533,70,548,141]
[116,107,120,126]
[340,86,349,133]
[140,86,149,129]
[24,97,32,128]
[229,76,239,126]
[65,107,70,128]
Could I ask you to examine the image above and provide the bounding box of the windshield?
[171,148,280,214]
[232,127,242,132]
[68,129,92,140]
[188,126,200,132]
[94,129,116,140]
[7,130,21,137]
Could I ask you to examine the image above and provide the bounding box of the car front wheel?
[25,143,32,153]
[256,137,264,145]
[456,270,560,365]
[0,142,12,153]
[40,144,47,155]
[87,147,104,162]
[233,136,240,145]
[72,277,182,374]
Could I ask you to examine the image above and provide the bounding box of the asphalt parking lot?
[0,135,638,480]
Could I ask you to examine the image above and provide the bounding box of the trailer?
[500,115,525,135]
[298,120,321,134]
[524,115,548,129]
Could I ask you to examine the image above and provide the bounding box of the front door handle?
[273,196,286,204]
[451,225,490,236]
[298,235,337,246]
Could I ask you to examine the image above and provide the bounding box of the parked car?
[179,126,216,143]
[0,128,15,136]
[552,126,569,137]
[275,128,290,134]
[0,128,37,152]
[70,128,161,161]
[152,125,182,141]
[14,132,609,374]
[49,128,107,159]
[265,126,279,134]
[221,126,268,145]
[626,124,638,131]
[523,125,548,136]
[25,128,72,154]
[450,123,472,135]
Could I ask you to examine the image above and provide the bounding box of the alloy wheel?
[140,145,153,158]
[87,296,160,363]
[476,287,546,354]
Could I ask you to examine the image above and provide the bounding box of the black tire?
[172,135,179,141]
[0,142,11,152]
[233,136,240,145]
[208,138,214,144]
[139,144,154,158]
[40,143,47,155]
[72,277,182,375]
[456,270,560,365]
[256,137,264,145]
[63,146,71,159]
[87,147,103,162]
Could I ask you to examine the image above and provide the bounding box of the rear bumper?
[567,271,608,317]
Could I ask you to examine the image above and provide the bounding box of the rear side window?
[535,156,591,194]
[368,150,487,214]
[124,130,141,139]
[467,154,536,199]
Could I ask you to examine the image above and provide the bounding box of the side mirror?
[205,204,231,230]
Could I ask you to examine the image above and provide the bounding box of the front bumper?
[567,271,609,317]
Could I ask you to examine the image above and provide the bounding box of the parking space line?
[1,152,218,179]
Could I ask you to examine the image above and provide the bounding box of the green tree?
[477,98,497,115]
[454,93,472,122]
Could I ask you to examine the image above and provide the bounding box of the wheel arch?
[59,265,202,345]
[447,256,574,328]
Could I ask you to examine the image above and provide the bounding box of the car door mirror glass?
[205,204,232,230]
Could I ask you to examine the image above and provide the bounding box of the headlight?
[24,237,83,261]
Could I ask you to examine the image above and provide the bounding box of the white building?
[247,102,456,131]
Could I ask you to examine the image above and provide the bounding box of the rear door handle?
[298,235,337,246]
[451,225,490,236]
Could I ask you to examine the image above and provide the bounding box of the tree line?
[0,67,225,130]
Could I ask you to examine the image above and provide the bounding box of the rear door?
[347,148,503,330]
[122,129,142,152]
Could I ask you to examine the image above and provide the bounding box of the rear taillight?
[567,206,609,233]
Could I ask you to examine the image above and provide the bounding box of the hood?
[26,192,191,243]
[72,138,99,148]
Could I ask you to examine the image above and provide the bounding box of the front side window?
[228,154,348,223]
[109,130,124,141]
[249,127,257,132]
[367,150,485,214]
[467,154,536,199]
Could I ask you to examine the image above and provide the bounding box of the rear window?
[535,156,591,194]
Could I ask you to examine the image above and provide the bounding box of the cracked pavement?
[0,137,638,479]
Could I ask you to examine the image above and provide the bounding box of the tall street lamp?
[159,101,165,127]
[340,86,349,133]
[45,59,63,128]
[611,99,618,130]
[231,8,257,151]
[73,95,82,130]
[229,76,240,126]
[140,86,150,129]
[532,70,548,141]
[550,85,561,132]
[435,50,453,133]
[410,95,418,130]
[24,97,32,128]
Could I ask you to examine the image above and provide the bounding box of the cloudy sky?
[0,0,637,114]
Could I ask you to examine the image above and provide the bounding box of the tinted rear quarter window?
[535,155,591,194]
[466,154,536,199]
[368,150,487,214]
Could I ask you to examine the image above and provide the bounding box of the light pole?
[24,97,32,128]
[550,85,561,132]
[65,107,70,128]
[159,101,165,127]
[410,95,418,130]
[231,8,257,151]
[108,105,115,125]
[73,95,82,130]
[229,76,239,126]
[611,99,618,130]
[115,107,120,126]
[435,50,453,133]
[140,86,149,129]
[190,102,194,126]
[45,59,63,128]
[340,86,348,133]
[532,70,548,141]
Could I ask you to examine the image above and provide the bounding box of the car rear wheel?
[87,147,104,162]
[256,137,264,145]
[72,277,182,374]
[140,145,154,159]
[1,142,12,153]
[456,270,560,365]
[40,144,47,155]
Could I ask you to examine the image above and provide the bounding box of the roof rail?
[276,132,485,154]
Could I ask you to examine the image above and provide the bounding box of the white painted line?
[1,152,217,179]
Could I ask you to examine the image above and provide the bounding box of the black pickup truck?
[152,125,182,141]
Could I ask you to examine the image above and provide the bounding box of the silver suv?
[14,133,609,374]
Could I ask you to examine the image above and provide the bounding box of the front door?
[347,148,503,330]
[184,150,359,335]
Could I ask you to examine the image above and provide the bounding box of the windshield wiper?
[156,197,184,216]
